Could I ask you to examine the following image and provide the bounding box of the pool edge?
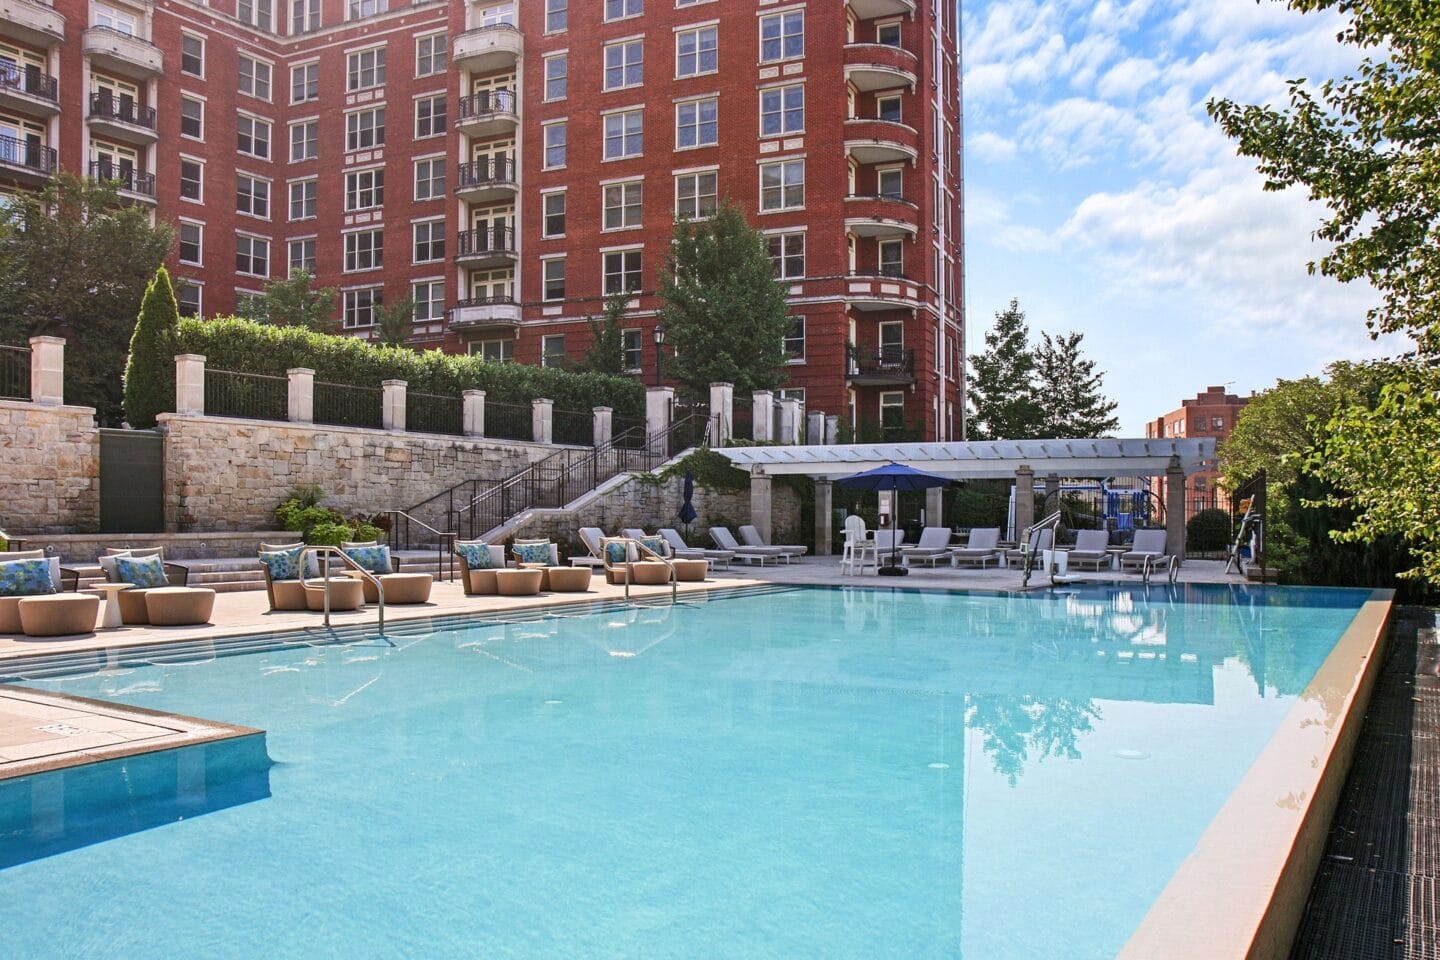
[1117,588,1395,960]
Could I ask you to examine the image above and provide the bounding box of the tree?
[1034,331,1119,438]
[576,290,631,377]
[123,266,181,429]
[0,172,172,423]
[240,269,339,332]
[968,299,1043,439]
[374,295,414,347]
[658,202,791,398]
[1208,2,1440,354]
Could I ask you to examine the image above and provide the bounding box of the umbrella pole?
[878,477,909,577]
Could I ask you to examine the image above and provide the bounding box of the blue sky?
[960,0,1408,434]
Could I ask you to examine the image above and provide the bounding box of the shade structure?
[678,470,698,533]
[837,463,950,575]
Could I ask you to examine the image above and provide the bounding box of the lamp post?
[653,322,666,387]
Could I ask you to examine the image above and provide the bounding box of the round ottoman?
[671,559,709,582]
[364,572,432,604]
[544,567,591,592]
[467,569,499,596]
[0,596,23,634]
[118,589,154,625]
[17,594,100,637]
[630,561,673,586]
[144,587,216,626]
[304,578,365,612]
[494,568,544,596]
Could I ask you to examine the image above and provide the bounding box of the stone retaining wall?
[11,531,296,563]
[0,400,100,535]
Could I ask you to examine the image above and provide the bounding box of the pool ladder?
[300,545,387,634]
[1141,553,1180,586]
[608,537,679,605]
[1020,512,1064,588]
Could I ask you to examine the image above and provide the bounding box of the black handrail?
[89,161,156,197]
[386,510,457,583]
[0,64,58,102]
[847,344,915,376]
[88,92,157,129]
[455,156,517,190]
[0,134,56,174]
[455,225,517,260]
[457,89,517,121]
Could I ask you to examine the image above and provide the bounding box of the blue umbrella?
[837,463,950,576]
[678,469,698,536]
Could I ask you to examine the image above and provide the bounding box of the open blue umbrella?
[678,469,698,537]
[837,462,951,576]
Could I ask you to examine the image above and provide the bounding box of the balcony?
[845,271,925,313]
[83,26,164,80]
[845,194,918,239]
[0,63,59,117]
[844,118,918,165]
[455,157,518,202]
[453,23,522,72]
[847,344,915,386]
[0,0,65,46]
[455,89,518,138]
[448,296,522,329]
[454,225,517,268]
[87,92,158,143]
[843,43,918,92]
[847,0,915,18]
[90,161,156,203]
[0,133,55,183]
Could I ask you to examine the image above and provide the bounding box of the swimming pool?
[0,583,1375,959]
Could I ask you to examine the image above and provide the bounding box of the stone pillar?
[1166,461,1187,559]
[825,415,839,445]
[593,406,613,448]
[174,354,205,416]
[532,398,554,444]
[926,486,944,529]
[287,367,314,424]
[28,336,64,405]
[463,389,486,438]
[709,381,734,446]
[382,379,406,432]
[814,479,834,556]
[750,467,773,544]
[807,411,825,446]
[776,397,802,444]
[646,386,674,455]
[751,390,774,443]
[1013,465,1035,540]
[1043,473,1060,517]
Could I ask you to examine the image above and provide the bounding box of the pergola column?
[1014,465,1035,539]
[1166,460,1187,559]
[750,466,773,544]
[926,486,944,528]
[814,479,833,556]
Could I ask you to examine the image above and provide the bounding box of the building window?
[767,232,804,279]
[237,115,271,160]
[879,391,905,435]
[545,0,566,32]
[343,287,381,328]
[603,109,643,160]
[178,221,203,265]
[180,97,203,140]
[621,328,642,372]
[181,35,205,77]
[288,237,316,273]
[180,159,203,201]
[291,0,321,34]
[238,0,275,31]
[876,94,901,123]
[876,20,902,46]
[1212,416,1226,429]
[412,281,443,323]
[413,219,444,263]
[235,234,270,276]
[675,25,718,78]
[760,84,804,137]
[542,191,566,237]
[544,53,567,101]
[759,10,803,63]
[94,3,136,34]
[289,121,318,162]
[176,281,202,317]
[603,250,642,294]
[676,98,718,149]
[759,159,804,211]
[604,0,641,20]
[415,94,446,138]
[238,55,271,100]
[541,334,566,368]
[472,338,514,362]
[346,108,386,151]
[347,47,386,91]
[288,178,317,220]
[236,174,270,218]
[878,239,903,276]
[414,157,445,200]
[291,63,319,103]
[603,180,643,230]
[604,40,643,91]
[344,229,383,271]
[784,316,805,359]
[542,257,566,301]
[415,33,447,77]
[543,121,567,169]
[675,171,716,218]
[344,168,384,211]
[348,0,387,20]
[877,167,903,198]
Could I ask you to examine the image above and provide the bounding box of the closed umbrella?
[836,462,951,577]
[678,469,699,538]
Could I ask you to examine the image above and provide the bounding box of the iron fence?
[0,63,58,102]
[667,413,708,457]
[314,381,382,429]
[408,391,462,436]
[553,407,592,446]
[486,400,532,442]
[205,369,287,421]
[612,416,646,449]
[0,344,29,401]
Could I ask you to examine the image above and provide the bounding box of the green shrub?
[1186,508,1233,551]
[123,265,181,428]
[176,316,645,416]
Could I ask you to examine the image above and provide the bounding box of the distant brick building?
[1144,386,1251,521]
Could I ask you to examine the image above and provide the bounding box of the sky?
[960,0,1410,434]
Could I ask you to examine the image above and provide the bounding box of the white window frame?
[178,219,204,266]
[675,24,718,79]
[289,119,318,163]
[412,218,445,263]
[603,108,644,161]
[759,157,804,212]
[602,179,643,231]
[343,286,382,328]
[343,227,384,273]
[290,61,319,104]
[238,54,272,102]
[180,96,204,141]
[543,52,568,102]
[674,169,717,219]
[287,235,317,274]
[759,9,804,64]
[541,189,566,238]
[541,255,566,302]
[347,46,386,92]
[413,155,445,201]
[603,247,643,295]
[759,83,804,138]
[414,93,446,139]
[235,233,271,278]
[542,120,567,170]
[288,177,317,221]
[675,96,718,150]
[236,172,271,220]
[415,32,447,77]
[346,106,386,152]
[603,39,643,92]
[344,167,384,212]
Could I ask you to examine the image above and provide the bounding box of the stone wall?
[159,414,567,532]
[0,400,100,535]
[14,531,296,564]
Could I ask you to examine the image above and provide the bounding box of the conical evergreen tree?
[968,299,1043,439]
[123,265,180,429]
[1035,331,1120,438]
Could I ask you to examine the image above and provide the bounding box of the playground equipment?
[1039,480,1163,542]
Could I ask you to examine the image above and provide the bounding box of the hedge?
[174,316,645,417]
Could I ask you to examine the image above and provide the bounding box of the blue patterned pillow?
[512,542,552,565]
[640,536,666,558]
[115,554,168,589]
[0,558,57,597]
[604,541,629,564]
[343,544,391,574]
[456,542,493,570]
[259,548,301,582]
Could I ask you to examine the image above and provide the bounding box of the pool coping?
[1118,587,1395,960]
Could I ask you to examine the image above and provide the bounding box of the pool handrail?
[1019,511,1064,588]
[608,536,678,605]
[300,545,386,634]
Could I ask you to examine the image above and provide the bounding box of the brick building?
[1144,385,1252,520]
[1,0,963,439]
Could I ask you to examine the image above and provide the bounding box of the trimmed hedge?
[176,316,645,417]
[1187,507,1234,552]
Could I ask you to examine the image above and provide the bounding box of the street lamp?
[653,323,666,387]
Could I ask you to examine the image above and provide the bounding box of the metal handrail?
[300,545,385,634]
[386,509,457,582]
[1141,553,1180,586]
[1020,511,1063,588]
[607,536,678,605]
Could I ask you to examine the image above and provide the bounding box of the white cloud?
[969,131,1019,162]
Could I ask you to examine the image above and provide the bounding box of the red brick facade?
[1,0,963,439]
[1145,386,1252,519]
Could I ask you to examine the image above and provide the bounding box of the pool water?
[0,583,1369,959]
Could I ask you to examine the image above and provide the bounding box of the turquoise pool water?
[0,583,1369,959]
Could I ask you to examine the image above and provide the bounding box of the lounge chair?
[1120,529,1171,572]
[569,527,610,571]
[1064,529,1112,571]
[900,527,954,567]
[738,524,807,560]
[949,528,1002,568]
[91,547,191,624]
[340,541,433,604]
[658,528,734,569]
[453,540,508,596]
[1004,527,1053,568]
[710,527,786,566]
[621,528,670,558]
